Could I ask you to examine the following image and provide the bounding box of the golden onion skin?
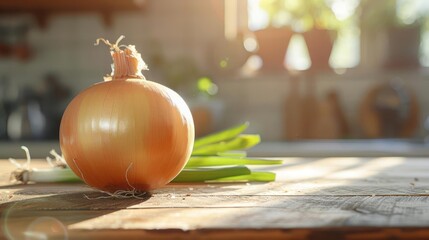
[59,79,194,192]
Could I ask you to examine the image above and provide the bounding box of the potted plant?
[254,0,294,71]
[282,0,341,72]
[360,0,425,69]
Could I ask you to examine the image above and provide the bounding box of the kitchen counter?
[2,157,429,239]
[249,140,429,157]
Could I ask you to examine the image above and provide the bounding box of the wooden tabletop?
[2,157,429,239]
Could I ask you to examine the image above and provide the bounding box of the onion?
[59,36,194,192]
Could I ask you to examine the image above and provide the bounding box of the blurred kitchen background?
[1,0,429,157]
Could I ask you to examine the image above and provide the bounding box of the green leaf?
[209,172,276,182]
[185,156,283,168]
[217,151,247,157]
[192,134,260,155]
[193,122,249,149]
[172,166,251,182]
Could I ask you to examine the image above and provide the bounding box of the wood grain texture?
[2,157,429,239]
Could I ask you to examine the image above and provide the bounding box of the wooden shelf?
[0,0,146,12]
[0,0,148,27]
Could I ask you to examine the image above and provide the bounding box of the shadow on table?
[0,182,89,194]
[0,190,150,239]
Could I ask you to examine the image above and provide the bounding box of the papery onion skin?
[59,79,194,192]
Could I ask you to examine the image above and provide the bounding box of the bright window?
[247,0,361,71]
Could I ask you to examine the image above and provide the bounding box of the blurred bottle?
[7,87,46,140]
[424,116,429,143]
[7,103,32,140]
[0,105,6,139]
[0,76,8,139]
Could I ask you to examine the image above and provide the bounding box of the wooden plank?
[67,199,429,229]
[65,228,429,240]
[2,178,429,206]
[3,195,429,239]
[6,226,429,240]
[2,157,429,199]
[3,194,429,227]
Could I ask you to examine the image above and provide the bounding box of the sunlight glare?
[248,0,269,31]
[329,157,406,179]
[274,157,363,181]
[330,0,360,21]
[244,37,258,52]
[286,34,310,71]
[245,55,263,71]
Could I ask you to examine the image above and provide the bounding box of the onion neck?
[95,36,149,81]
